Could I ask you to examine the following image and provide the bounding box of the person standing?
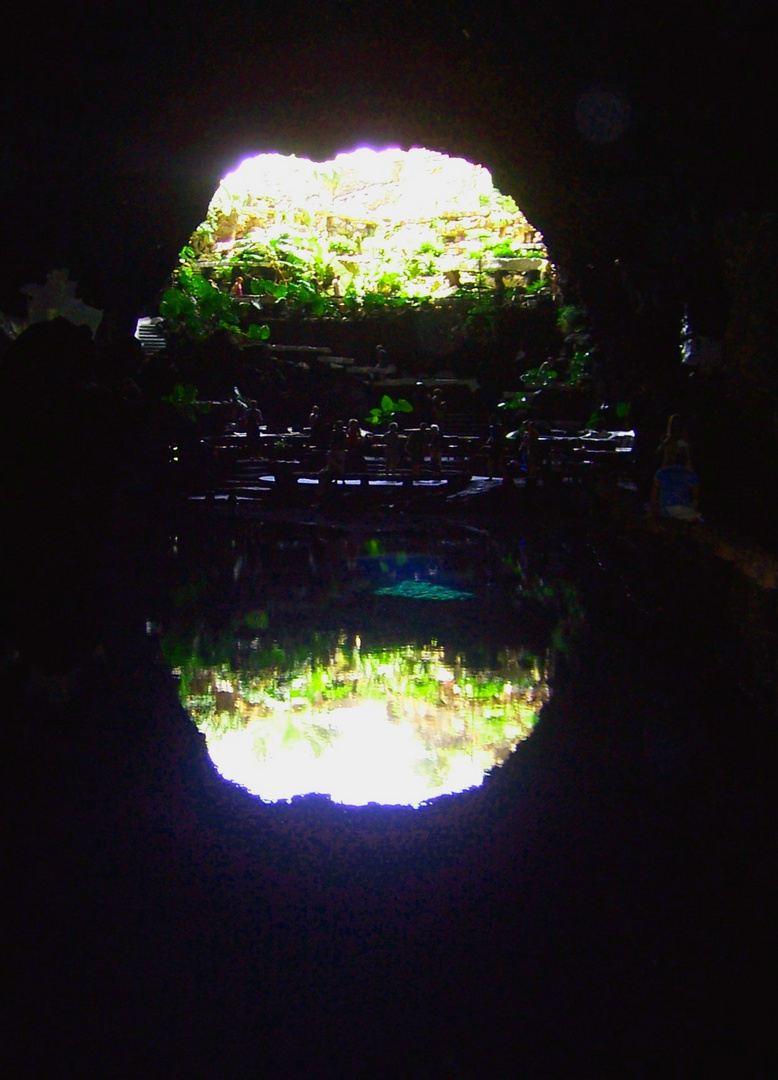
[384,422,402,474]
[518,420,540,480]
[657,413,694,469]
[241,399,264,457]
[427,423,444,473]
[484,418,504,480]
[430,388,447,429]
[327,420,347,476]
[406,424,428,476]
[345,418,367,472]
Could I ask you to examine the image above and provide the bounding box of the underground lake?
[151,517,580,807]
[5,496,773,1077]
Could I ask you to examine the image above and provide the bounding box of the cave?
[3,6,775,1078]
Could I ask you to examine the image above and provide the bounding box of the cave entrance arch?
[161,146,554,351]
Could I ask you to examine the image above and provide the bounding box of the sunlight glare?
[206,700,485,807]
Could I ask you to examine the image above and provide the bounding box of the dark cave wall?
[4,2,774,394]
[2,5,644,318]
[2,2,776,546]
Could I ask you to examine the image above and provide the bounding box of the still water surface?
[153,520,580,806]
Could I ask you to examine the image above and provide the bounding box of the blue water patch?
[374,581,474,600]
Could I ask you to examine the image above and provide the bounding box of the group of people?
[229,390,703,515]
[314,414,446,478]
[324,418,367,476]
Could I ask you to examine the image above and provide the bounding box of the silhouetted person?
[518,420,540,480]
[651,447,703,522]
[406,424,428,476]
[484,419,504,480]
[427,423,444,473]
[327,420,347,476]
[307,405,329,453]
[384,422,402,473]
[241,399,263,456]
[345,418,367,472]
[430,388,447,429]
[657,413,694,469]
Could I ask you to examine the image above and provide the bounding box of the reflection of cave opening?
[195,637,547,808]
[158,524,572,808]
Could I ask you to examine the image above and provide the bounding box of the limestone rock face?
[181,147,550,306]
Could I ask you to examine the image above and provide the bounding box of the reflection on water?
[154,522,580,806]
[186,640,546,806]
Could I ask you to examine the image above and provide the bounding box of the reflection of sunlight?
[207,701,488,807]
[165,530,564,808]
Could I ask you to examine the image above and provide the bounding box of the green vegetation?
[162,229,552,340]
[163,150,556,342]
[161,382,211,423]
[365,393,414,428]
[557,304,588,335]
[160,267,270,341]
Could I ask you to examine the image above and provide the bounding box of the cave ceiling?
[2,2,774,318]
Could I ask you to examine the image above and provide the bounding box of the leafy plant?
[558,304,587,335]
[520,364,558,390]
[566,350,591,386]
[366,394,414,428]
[329,237,359,255]
[161,270,241,338]
[490,240,524,259]
[244,323,271,342]
[498,392,534,413]
[161,383,210,423]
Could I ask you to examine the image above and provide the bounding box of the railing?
[185,426,635,507]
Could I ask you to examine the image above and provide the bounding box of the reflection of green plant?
[366,394,414,428]
[177,640,548,742]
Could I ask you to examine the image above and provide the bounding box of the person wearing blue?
[651,448,703,521]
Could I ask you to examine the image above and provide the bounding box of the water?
[152,519,581,806]
[8,502,770,1075]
